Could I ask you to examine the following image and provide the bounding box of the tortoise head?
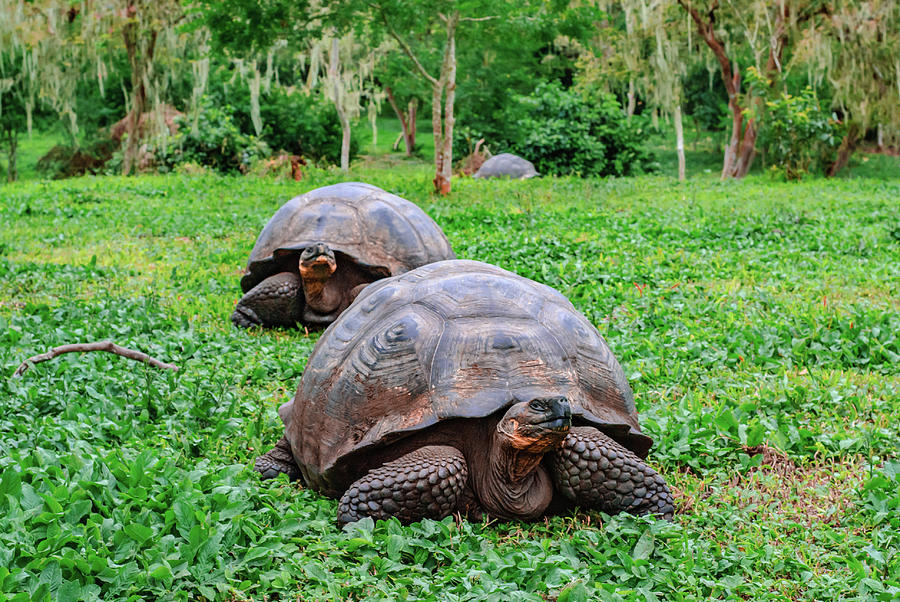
[496,396,571,454]
[299,242,337,280]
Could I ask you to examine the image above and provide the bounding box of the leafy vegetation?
[756,85,843,180]
[499,83,657,177]
[228,85,360,166]
[158,99,269,174]
[1,167,898,600]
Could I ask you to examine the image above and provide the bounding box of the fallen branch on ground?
[13,341,178,377]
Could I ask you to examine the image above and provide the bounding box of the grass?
[2,131,66,182]
[1,161,899,600]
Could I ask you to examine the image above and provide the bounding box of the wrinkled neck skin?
[299,263,342,314]
[476,425,556,520]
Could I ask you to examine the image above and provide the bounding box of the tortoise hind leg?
[551,426,674,520]
[232,272,304,328]
[255,436,302,481]
[338,446,470,525]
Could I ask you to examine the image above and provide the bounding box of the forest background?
[2,0,900,188]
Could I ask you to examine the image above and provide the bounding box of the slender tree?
[674,0,837,179]
[0,47,30,182]
[1,1,83,147]
[7,0,199,175]
[371,4,471,194]
[198,0,385,171]
[333,0,558,194]
[577,2,689,179]
[309,32,386,170]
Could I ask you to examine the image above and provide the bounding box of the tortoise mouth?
[299,243,338,278]
[300,242,336,265]
[533,417,571,432]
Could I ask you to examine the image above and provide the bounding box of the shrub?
[499,83,657,177]
[158,98,269,174]
[758,86,844,180]
[228,85,359,165]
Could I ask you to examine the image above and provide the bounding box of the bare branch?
[13,341,178,377]
[459,16,498,22]
[380,9,439,86]
[678,0,735,97]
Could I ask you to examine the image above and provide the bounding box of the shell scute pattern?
[473,153,539,179]
[284,260,652,494]
[241,182,454,293]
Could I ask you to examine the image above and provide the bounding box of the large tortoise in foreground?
[473,153,538,180]
[232,182,454,329]
[255,260,673,524]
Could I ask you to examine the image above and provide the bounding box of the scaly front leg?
[338,446,470,525]
[551,427,674,519]
[232,272,304,328]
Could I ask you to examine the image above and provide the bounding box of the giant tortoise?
[473,153,538,180]
[232,182,454,329]
[255,260,673,523]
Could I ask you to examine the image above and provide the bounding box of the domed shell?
[284,259,652,494]
[240,182,455,292]
[473,153,538,179]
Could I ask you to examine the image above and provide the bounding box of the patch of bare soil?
[724,447,866,528]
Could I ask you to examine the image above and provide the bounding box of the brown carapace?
[231,182,455,329]
[255,260,673,523]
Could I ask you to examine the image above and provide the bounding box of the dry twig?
[13,341,178,377]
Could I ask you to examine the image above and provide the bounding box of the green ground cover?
[1,167,899,600]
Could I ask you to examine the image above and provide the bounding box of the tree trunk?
[121,3,157,176]
[407,98,417,152]
[328,38,351,171]
[383,8,458,193]
[4,126,18,183]
[340,122,351,171]
[433,14,457,196]
[674,104,685,181]
[827,123,860,177]
[679,1,762,180]
[876,123,884,151]
[8,129,16,183]
[626,79,636,121]
[721,92,758,179]
[122,60,146,175]
[430,81,445,189]
[385,86,415,156]
[732,119,757,178]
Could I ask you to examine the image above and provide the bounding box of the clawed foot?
[255,436,302,481]
[232,305,261,328]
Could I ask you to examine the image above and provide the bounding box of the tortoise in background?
[231,182,455,329]
[473,153,538,180]
[255,260,673,524]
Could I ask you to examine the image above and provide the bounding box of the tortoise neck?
[479,430,554,520]
[299,266,341,313]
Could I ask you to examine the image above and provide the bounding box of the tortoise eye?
[529,399,548,412]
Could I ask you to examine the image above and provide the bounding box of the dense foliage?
[1,167,898,600]
[156,85,356,174]
[158,99,268,174]
[681,65,727,133]
[757,86,844,180]
[499,83,657,177]
[227,85,359,165]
